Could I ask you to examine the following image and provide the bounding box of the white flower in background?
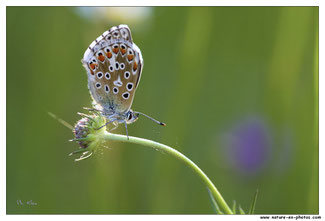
[75,7,153,25]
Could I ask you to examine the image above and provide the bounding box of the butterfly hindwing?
[82,25,143,114]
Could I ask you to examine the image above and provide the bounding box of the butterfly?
[81,24,165,138]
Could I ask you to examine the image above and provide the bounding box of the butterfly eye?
[128,112,133,120]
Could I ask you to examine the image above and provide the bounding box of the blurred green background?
[6,7,318,214]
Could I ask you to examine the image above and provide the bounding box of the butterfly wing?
[82,25,143,114]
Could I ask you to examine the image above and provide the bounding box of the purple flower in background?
[221,116,272,175]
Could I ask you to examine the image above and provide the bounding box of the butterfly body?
[82,24,165,135]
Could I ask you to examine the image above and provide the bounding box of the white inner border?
[1,1,322,221]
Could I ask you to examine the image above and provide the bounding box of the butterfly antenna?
[135,112,166,126]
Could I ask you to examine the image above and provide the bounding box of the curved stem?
[101,131,233,214]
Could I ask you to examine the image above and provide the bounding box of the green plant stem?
[101,131,233,214]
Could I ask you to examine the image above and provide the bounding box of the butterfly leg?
[97,119,115,130]
[124,121,129,140]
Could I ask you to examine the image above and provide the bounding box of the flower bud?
[73,117,91,148]
[70,112,107,161]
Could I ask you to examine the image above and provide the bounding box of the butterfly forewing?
[82,25,143,114]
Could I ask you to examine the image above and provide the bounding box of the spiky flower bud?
[70,112,107,161]
[73,117,91,148]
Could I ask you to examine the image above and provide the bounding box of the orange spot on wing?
[121,48,127,55]
[98,55,105,62]
[133,61,138,71]
[127,54,134,61]
[113,47,119,54]
[89,63,97,70]
[106,52,112,58]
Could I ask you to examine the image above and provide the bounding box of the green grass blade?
[248,189,259,214]
[232,200,236,214]
[207,188,224,214]
[239,205,246,214]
